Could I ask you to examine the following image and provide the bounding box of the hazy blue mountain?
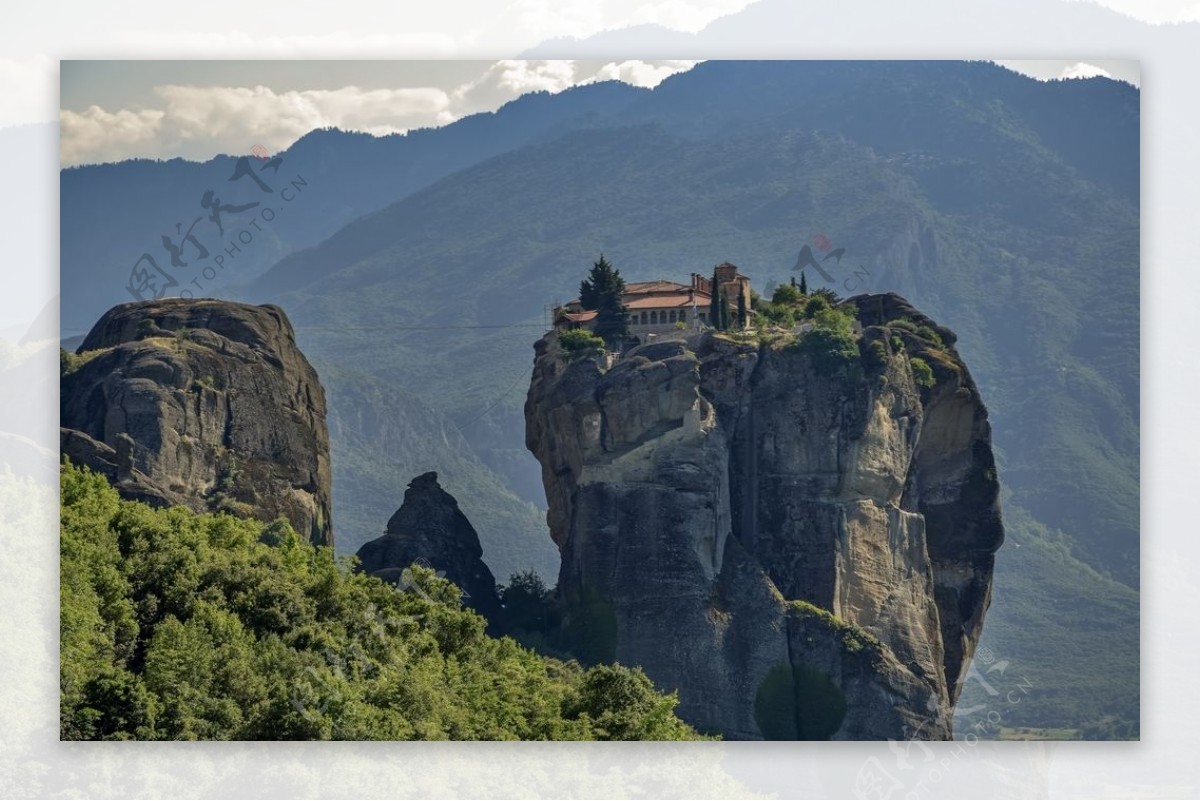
[619,60,1137,203]
[322,365,558,582]
[233,61,1137,734]
[59,80,645,336]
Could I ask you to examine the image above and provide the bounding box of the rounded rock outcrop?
[60,298,333,546]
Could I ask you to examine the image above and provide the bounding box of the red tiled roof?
[624,280,691,294]
[626,295,710,310]
[561,275,724,314]
[564,283,695,308]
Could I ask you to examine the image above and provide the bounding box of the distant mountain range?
[60,79,646,336]
[61,59,1139,735]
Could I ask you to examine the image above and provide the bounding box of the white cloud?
[591,59,699,88]
[61,84,458,165]
[452,60,579,112]
[1059,61,1114,79]
[59,106,165,165]
[59,59,701,166]
[156,83,452,140]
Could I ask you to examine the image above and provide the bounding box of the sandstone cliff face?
[355,471,502,623]
[60,298,333,546]
[524,293,1002,740]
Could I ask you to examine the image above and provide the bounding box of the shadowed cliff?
[355,471,503,625]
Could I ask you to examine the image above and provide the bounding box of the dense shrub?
[890,318,945,349]
[557,329,606,360]
[60,463,704,741]
[60,348,79,375]
[910,356,936,388]
[771,284,803,305]
[796,328,859,374]
[791,303,861,374]
[562,664,697,740]
[499,570,556,638]
[812,307,855,335]
[756,303,795,328]
[802,295,831,319]
[862,339,889,371]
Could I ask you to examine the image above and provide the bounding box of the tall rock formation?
[60,298,333,546]
[356,472,502,623]
[524,292,1003,740]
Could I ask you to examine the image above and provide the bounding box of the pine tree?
[710,268,722,330]
[579,254,629,349]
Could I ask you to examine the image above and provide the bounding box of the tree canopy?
[578,255,629,348]
[60,462,705,741]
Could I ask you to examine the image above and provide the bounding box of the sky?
[58,57,1138,167]
[22,0,1181,165]
[59,60,700,165]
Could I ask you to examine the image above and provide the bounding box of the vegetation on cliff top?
[789,600,885,658]
[60,462,704,741]
[557,328,606,361]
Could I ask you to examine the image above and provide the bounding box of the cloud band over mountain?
[60,60,698,166]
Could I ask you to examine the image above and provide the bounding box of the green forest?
[59,462,703,741]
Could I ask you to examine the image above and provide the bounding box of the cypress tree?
[737,289,747,329]
[799,272,809,295]
[710,268,722,330]
[579,254,629,349]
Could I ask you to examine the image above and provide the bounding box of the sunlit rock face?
[525,293,1003,740]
